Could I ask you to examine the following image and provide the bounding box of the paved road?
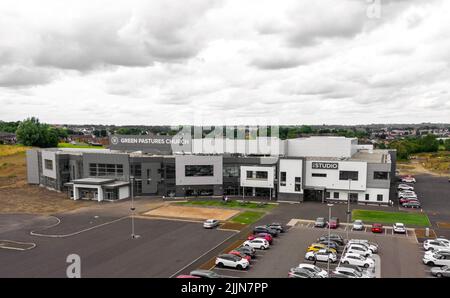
[413,174,450,238]
[0,217,234,277]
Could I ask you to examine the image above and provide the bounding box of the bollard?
[425,228,429,237]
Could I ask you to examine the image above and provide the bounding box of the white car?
[352,220,364,231]
[347,239,378,253]
[297,264,328,278]
[436,238,450,246]
[425,248,450,257]
[305,249,337,263]
[398,184,414,191]
[341,253,375,268]
[423,251,450,267]
[333,267,365,278]
[424,239,450,251]
[398,192,417,199]
[243,238,270,250]
[215,254,249,270]
[203,219,220,229]
[393,223,407,234]
[398,190,416,196]
[401,176,416,183]
[346,244,373,257]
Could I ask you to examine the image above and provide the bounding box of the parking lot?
[0,215,236,277]
[208,223,427,278]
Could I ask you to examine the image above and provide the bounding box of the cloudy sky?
[0,0,449,125]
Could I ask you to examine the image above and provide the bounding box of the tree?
[444,139,450,151]
[16,117,59,148]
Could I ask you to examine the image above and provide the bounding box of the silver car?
[352,220,364,231]
[203,219,220,229]
[431,266,450,278]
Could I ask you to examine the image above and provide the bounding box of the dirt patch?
[220,222,247,231]
[0,151,93,214]
[437,222,450,229]
[143,205,240,221]
[199,240,245,270]
[415,228,437,239]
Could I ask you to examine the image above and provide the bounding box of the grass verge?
[352,209,431,227]
[58,142,104,149]
[176,200,277,210]
[230,211,265,225]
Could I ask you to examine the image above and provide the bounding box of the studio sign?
[312,162,339,170]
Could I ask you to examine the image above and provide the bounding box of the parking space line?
[213,267,249,273]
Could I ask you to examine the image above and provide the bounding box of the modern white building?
[26,136,396,205]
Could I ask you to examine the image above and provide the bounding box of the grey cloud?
[0,65,55,87]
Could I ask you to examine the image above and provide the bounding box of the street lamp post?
[327,203,334,277]
[346,179,351,241]
[130,176,138,239]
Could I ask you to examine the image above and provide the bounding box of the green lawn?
[58,142,104,149]
[230,211,265,225]
[352,209,431,227]
[176,200,277,210]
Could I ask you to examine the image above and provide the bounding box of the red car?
[371,223,383,233]
[247,233,273,244]
[399,198,419,204]
[229,250,252,262]
[176,275,200,278]
[328,217,340,229]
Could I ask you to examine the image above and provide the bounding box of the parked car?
[346,244,373,257]
[189,269,223,278]
[347,239,378,253]
[247,233,273,244]
[288,267,318,278]
[399,197,420,205]
[317,240,340,251]
[423,251,450,267]
[333,266,365,278]
[371,223,383,233]
[398,184,414,191]
[176,275,201,278]
[266,223,285,233]
[401,176,416,183]
[393,223,407,234]
[339,263,375,278]
[215,254,249,270]
[424,239,450,251]
[229,250,251,262]
[435,238,450,246]
[431,265,450,277]
[328,217,340,229]
[352,220,364,231]
[307,243,337,254]
[203,219,220,229]
[341,253,375,268]
[329,273,351,278]
[402,201,421,209]
[243,238,270,250]
[297,263,328,278]
[318,234,345,246]
[253,226,279,237]
[234,246,256,258]
[305,249,338,263]
[398,192,418,199]
[314,217,327,228]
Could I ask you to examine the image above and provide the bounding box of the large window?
[223,166,239,177]
[377,194,383,201]
[339,171,359,181]
[373,171,389,180]
[312,173,327,177]
[44,159,53,170]
[255,171,268,180]
[280,172,286,186]
[89,163,123,177]
[294,177,302,192]
[185,165,214,177]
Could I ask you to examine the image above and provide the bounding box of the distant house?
[0,132,17,144]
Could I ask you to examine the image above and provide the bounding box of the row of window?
[325,191,384,201]
[89,163,124,177]
[246,171,268,180]
[311,171,389,180]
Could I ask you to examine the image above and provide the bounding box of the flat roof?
[350,150,391,163]
[72,178,116,185]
